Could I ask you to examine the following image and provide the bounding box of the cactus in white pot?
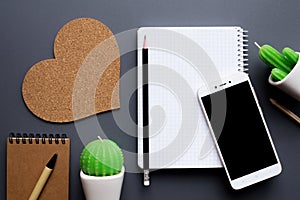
[80,136,125,200]
[255,42,300,101]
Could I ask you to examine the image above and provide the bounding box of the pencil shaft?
[142,48,149,154]
[278,105,300,123]
[270,98,300,125]
[29,167,52,200]
[142,43,150,186]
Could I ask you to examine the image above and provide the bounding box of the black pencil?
[142,35,150,186]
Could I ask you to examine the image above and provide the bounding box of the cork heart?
[22,18,120,123]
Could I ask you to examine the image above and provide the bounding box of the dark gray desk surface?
[1,0,300,199]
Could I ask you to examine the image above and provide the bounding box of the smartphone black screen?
[201,81,278,180]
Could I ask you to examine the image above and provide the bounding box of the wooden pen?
[29,153,57,200]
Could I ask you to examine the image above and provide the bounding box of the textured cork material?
[22,18,120,123]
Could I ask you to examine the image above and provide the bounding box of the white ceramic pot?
[269,56,300,101]
[80,166,125,200]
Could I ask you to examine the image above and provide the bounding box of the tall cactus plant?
[255,42,299,81]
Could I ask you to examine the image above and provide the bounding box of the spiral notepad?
[6,133,70,200]
[137,27,248,169]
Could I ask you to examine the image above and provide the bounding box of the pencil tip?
[143,35,147,48]
[269,98,276,104]
[46,153,58,169]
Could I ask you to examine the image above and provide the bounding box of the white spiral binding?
[236,28,249,73]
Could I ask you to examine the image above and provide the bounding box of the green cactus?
[256,42,299,81]
[80,138,124,176]
[271,68,288,82]
[282,47,299,66]
[258,44,293,73]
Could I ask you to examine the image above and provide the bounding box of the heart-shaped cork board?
[22,18,120,123]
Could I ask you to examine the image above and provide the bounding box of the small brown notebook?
[6,133,70,200]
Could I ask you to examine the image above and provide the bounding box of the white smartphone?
[197,73,282,190]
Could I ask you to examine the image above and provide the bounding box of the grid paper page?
[137,27,245,169]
